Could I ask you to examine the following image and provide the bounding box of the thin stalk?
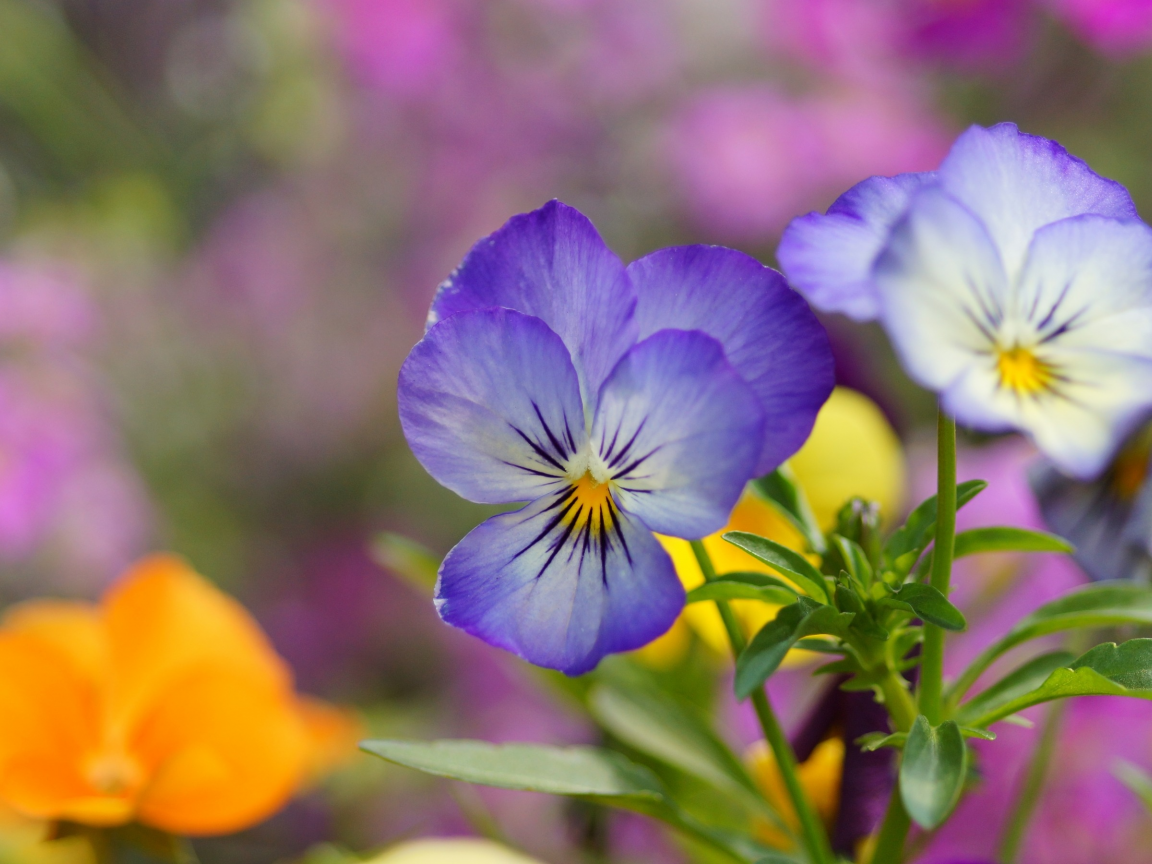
[998,700,1066,863]
[690,540,835,864]
[868,784,911,864]
[879,670,917,733]
[918,411,957,725]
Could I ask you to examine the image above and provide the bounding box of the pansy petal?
[428,200,637,400]
[778,172,935,321]
[1014,215,1152,356]
[436,497,683,675]
[627,246,833,474]
[875,186,1009,395]
[938,122,1138,279]
[592,330,764,538]
[399,309,586,505]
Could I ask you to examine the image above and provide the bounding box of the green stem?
[918,410,957,725]
[879,670,918,733]
[868,783,911,864]
[690,540,835,864]
[998,700,1066,863]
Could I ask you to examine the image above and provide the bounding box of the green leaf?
[722,532,831,602]
[954,651,1076,724]
[951,583,1152,702]
[750,464,826,554]
[835,582,888,640]
[880,583,966,631]
[753,854,802,864]
[832,535,874,588]
[371,532,440,593]
[952,526,1074,558]
[734,598,854,699]
[900,716,968,829]
[686,580,798,607]
[1114,760,1152,815]
[967,639,1152,727]
[883,480,987,570]
[587,682,764,806]
[858,731,907,752]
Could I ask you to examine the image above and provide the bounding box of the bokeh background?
[5,0,1152,862]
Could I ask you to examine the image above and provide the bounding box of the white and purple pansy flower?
[399,201,834,674]
[779,122,1152,479]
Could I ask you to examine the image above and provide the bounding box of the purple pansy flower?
[779,122,1152,479]
[398,201,834,674]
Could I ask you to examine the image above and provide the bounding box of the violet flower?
[398,201,833,673]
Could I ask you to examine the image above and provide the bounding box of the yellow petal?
[1,602,109,686]
[747,736,844,849]
[366,839,547,864]
[102,555,292,728]
[630,615,692,668]
[296,696,363,783]
[788,387,906,530]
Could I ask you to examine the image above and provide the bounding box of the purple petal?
[938,122,1138,280]
[591,330,765,538]
[777,172,935,321]
[428,200,638,401]
[627,247,834,475]
[435,493,683,675]
[398,308,585,505]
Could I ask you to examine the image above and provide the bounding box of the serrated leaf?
[881,583,966,631]
[686,581,798,606]
[966,639,1152,727]
[952,526,1074,557]
[900,717,968,829]
[794,638,844,654]
[361,739,664,800]
[883,480,987,570]
[587,682,763,805]
[953,651,1076,725]
[734,599,853,699]
[722,532,830,602]
[750,464,826,554]
[951,583,1152,702]
[371,532,441,593]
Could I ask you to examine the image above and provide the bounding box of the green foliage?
[900,716,968,829]
[370,532,440,593]
[360,739,774,863]
[882,480,986,573]
[686,575,799,606]
[750,465,825,554]
[734,598,854,698]
[880,583,966,631]
[952,526,1074,557]
[965,640,1152,727]
[722,532,831,602]
[1113,760,1152,814]
[954,651,1076,724]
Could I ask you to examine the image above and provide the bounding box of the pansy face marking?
[780,122,1152,479]
[399,201,834,674]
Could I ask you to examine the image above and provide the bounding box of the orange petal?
[131,666,311,836]
[2,601,109,686]
[102,555,292,728]
[0,633,116,824]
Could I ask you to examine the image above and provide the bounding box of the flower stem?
[868,783,912,864]
[918,410,957,726]
[998,700,1066,863]
[690,539,835,864]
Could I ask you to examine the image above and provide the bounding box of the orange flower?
[0,554,359,836]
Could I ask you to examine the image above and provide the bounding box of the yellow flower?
[746,737,844,849]
[0,555,359,837]
[365,838,545,863]
[635,387,905,664]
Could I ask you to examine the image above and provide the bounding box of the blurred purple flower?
[903,0,1035,71]
[665,87,948,240]
[1044,0,1152,56]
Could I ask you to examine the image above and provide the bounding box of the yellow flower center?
[996,345,1053,395]
[567,472,616,533]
